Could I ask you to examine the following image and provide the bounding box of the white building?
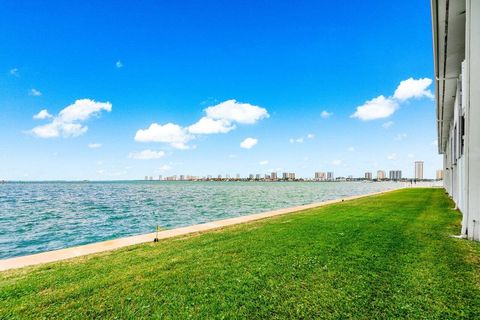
[327,172,334,181]
[365,172,372,180]
[436,170,444,180]
[414,161,424,180]
[389,170,402,181]
[432,0,480,239]
[377,170,386,180]
[315,171,326,181]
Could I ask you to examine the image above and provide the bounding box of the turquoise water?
[0,181,401,259]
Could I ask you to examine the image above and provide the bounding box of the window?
[460,114,465,156]
[453,125,457,163]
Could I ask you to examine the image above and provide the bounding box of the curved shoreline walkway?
[0,188,404,271]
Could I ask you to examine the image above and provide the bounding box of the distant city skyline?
[0,1,441,180]
[139,160,439,182]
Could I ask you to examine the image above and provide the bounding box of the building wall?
[465,0,480,240]
[443,0,480,240]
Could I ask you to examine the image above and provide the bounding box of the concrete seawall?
[0,187,407,272]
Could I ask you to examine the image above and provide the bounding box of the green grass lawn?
[1,188,480,319]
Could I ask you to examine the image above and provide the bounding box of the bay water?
[0,181,401,259]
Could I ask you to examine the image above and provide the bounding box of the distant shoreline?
[1,179,442,183]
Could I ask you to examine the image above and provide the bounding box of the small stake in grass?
[154,225,164,242]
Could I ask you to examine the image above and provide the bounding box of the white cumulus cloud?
[348,146,355,152]
[352,77,433,121]
[88,143,102,149]
[58,99,112,122]
[135,99,268,149]
[307,133,315,139]
[116,60,123,68]
[33,109,53,120]
[290,136,308,144]
[259,160,269,165]
[29,88,42,96]
[321,110,332,119]
[32,121,87,138]
[159,164,172,172]
[382,121,394,129]
[129,149,166,160]
[387,153,397,160]
[187,117,235,134]
[289,137,304,143]
[332,159,343,166]
[394,133,407,141]
[135,123,193,150]
[393,78,433,101]
[9,68,19,77]
[240,137,258,149]
[351,95,398,121]
[205,99,269,124]
[30,99,111,138]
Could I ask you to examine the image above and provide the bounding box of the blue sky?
[0,0,441,180]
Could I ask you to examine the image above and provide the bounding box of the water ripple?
[0,181,400,259]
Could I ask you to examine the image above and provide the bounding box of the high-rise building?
[158,175,163,181]
[389,170,402,180]
[377,170,386,180]
[327,172,334,181]
[282,172,288,180]
[436,170,444,180]
[271,172,278,180]
[365,172,372,180]
[315,171,326,181]
[415,161,424,180]
[249,174,254,180]
[179,175,185,181]
[255,174,261,180]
